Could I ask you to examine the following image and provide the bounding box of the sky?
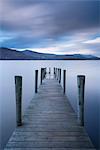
[0,0,100,56]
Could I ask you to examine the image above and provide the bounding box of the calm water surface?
[0,60,100,149]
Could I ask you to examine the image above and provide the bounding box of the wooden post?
[54,67,56,78]
[77,75,85,126]
[44,68,46,79]
[55,68,57,79]
[49,68,51,74]
[15,76,22,126]
[35,70,38,93]
[63,70,66,94]
[41,68,43,84]
[41,68,46,84]
[56,68,57,79]
[60,69,61,83]
[45,68,46,78]
[57,68,59,80]
[42,68,44,80]
[56,68,58,79]
[43,68,45,79]
[59,69,61,83]
[49,68,51,79]
[58,68,60,82]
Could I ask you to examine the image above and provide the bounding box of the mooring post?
[44,68,46,79]
[45,68,46,78]
[56,68,57,79]
[43,68,44,80]
[49,68,51,74]
[54,67,55,78]
[59,69,61,84]
[77,75,85,126]
[44,68,45,79]
[60,69,61,83]
[63,70,66,94]
[57,68,59,80]
[55,68,57,79]
[58,68,59,81]
[35,70,38,93]
[49,67,51,79]
[41,68,43,84]
[56,68,57,80]
[57,68,59,81]
[15,76,22,126]
[41,68,46,81]
[58,68,60,82]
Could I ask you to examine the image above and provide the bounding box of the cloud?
[1,1,53,37]
[1,0,100,56]
[23,46,95,56]
[17,32,100,56]
[1,0,99,37]
[83,37,100,44]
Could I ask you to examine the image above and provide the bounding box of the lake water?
[0,60,100,149]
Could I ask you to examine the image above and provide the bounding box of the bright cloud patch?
[83,37,100,44]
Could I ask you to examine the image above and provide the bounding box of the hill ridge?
[0,47,99,60]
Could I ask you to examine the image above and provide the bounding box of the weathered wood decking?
[5,78,95,150]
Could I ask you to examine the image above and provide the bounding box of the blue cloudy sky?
[0,0,100,56]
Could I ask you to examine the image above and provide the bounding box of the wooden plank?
[11,131,88,137]
[9,134,90,142]
[4,79,95,149]
[15,127,86,132]
[6,141,93,148]
[5,148,96,150]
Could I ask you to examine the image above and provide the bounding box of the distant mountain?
[0,47,33,60]
[0,47,100,60]
[22,50,58,60]
[63,54,99,60]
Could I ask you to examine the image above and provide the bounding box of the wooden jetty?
[5,76,95,149]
